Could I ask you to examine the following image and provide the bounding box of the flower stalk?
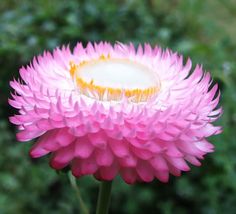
[68,172,89,214]
[96,181,113,214]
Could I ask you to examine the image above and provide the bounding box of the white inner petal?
[77,59,159,89]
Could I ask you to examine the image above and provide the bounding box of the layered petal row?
[9,42,222,183]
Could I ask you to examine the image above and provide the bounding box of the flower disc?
[71,57,161,102]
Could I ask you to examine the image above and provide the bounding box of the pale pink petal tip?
[9,41,222,184]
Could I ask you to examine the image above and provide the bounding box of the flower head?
[9,42,222,184]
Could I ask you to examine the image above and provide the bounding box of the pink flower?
[9,42,222,184]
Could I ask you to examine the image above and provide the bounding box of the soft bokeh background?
[0,0,236,213]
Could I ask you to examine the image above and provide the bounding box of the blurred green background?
[0,0,236,213]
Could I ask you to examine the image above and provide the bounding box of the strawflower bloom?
[9,42,222,184]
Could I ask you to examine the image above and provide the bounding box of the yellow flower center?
[69,55,161,102]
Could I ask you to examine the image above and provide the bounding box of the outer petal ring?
[9,42,222,184]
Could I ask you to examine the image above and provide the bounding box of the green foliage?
[1,0,236,213]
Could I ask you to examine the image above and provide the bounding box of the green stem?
[96,181,113,214]
[68,172,89,214]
